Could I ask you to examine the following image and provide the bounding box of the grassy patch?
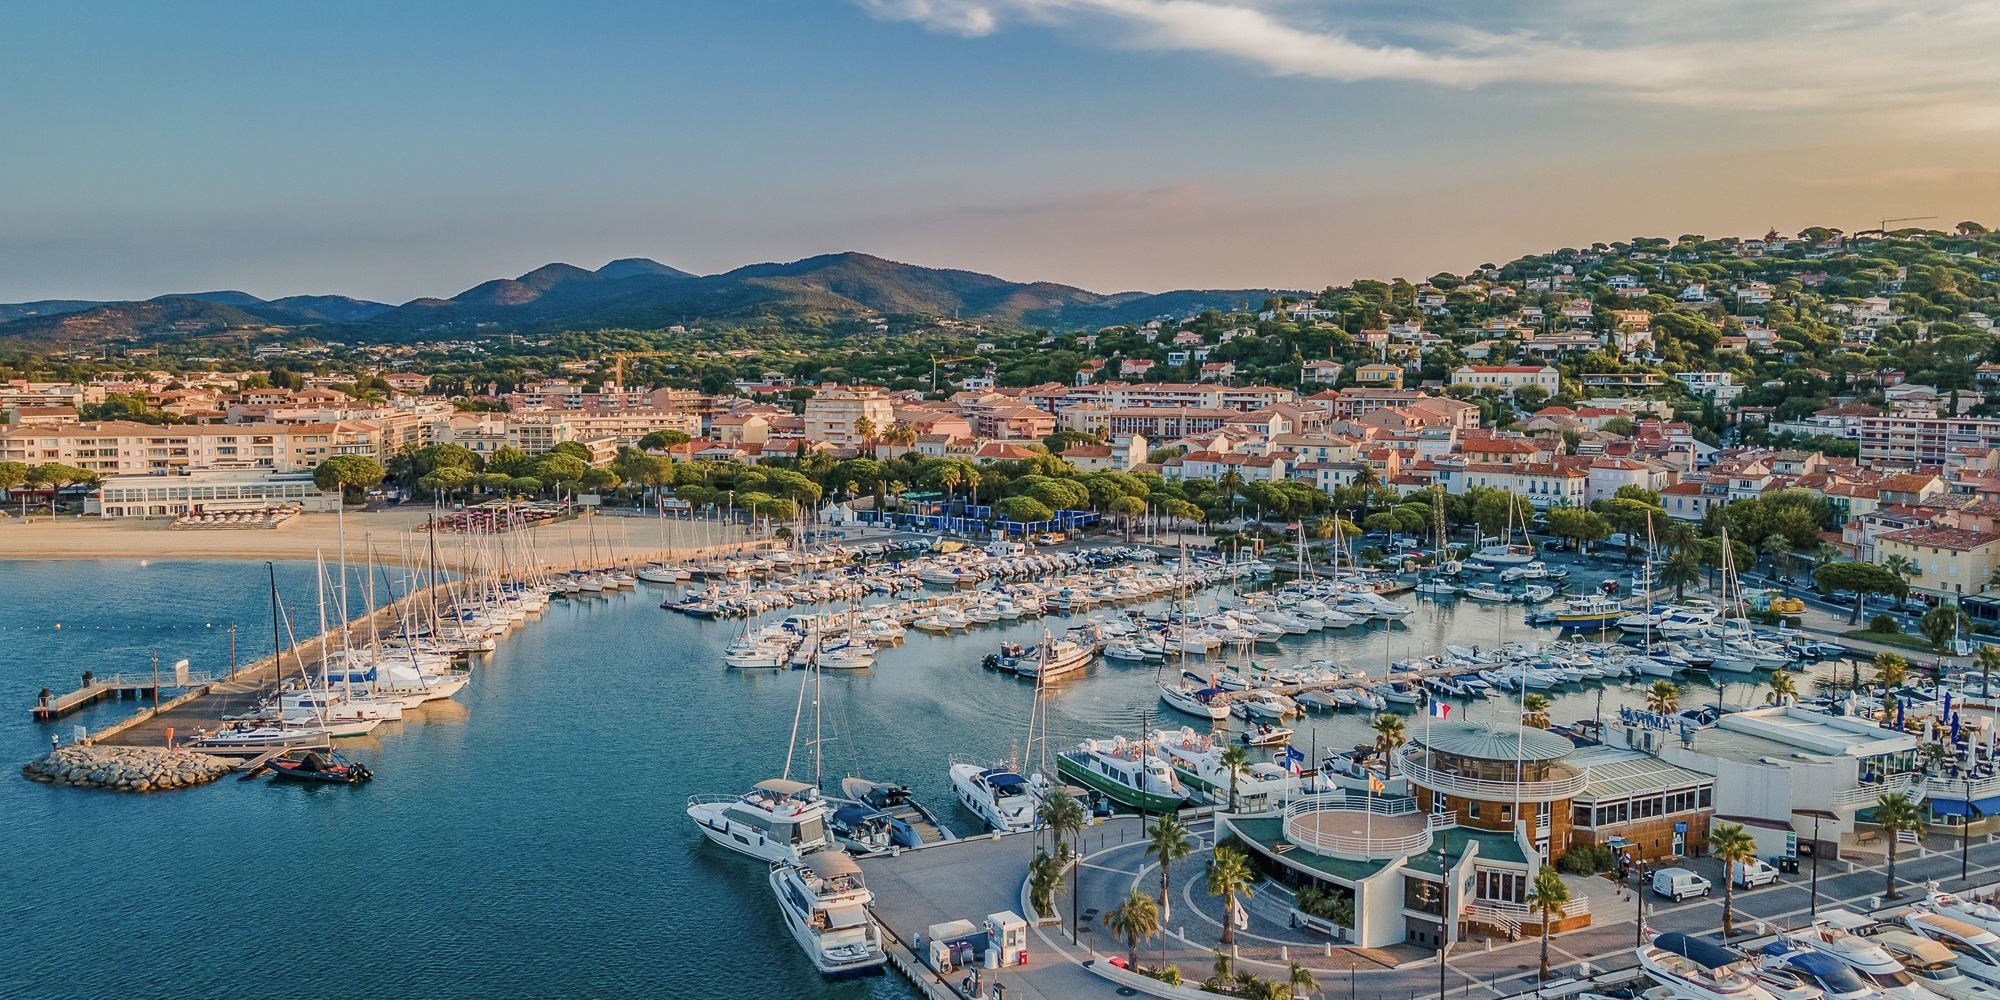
[1841,630,1939,653]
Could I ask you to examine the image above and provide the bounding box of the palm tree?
[1527,866,1570,983]
[1028,846,1070,919]
[1037,787,1087,861]
[852,416,877,448]
[1145,814,1195,924]
[1874,651,1909,690]
[1766,670,1798,706]
[1218,744,1253,812]
[1876,791,1925,899]
[1661,521,1698,554]
[1288,960,1318,999]
[1353,464,1381,491]
[1762,535,1794,582]
[1522,693,1552,728]
[1978,645,2000,706]
[1710,822,1759,937]
[1814,542,1845,582]
[1659,547,1704,601]
[1645,680,1681,715]
[1884,554,1918,584]
[1371,713,1406,778]
[1206,845,1257,946]
[1105,889,1160,972]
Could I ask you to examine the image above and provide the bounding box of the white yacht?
[1636,933,1776,1000]
[769,850,888,977]
[1151,727,1302,812]
[1903,911,2000,987]
[1471,542,1535,566]
[687,778,831,864]
[1869,929,2000,1000]
[1159,676,1231,720]
[948,761,1042,832]
[1779,911,1936,1000]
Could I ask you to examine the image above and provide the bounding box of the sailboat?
[686,635,834,863]
[1471,498,1535,566]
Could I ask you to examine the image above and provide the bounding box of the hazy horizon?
[5,1,1997,304]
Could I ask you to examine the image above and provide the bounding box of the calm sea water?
[0,559,1823,998]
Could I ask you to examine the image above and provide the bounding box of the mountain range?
[0,253,1280,347]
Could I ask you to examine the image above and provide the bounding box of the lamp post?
[1438,828,1450,1000]
[1965,771,1974,884]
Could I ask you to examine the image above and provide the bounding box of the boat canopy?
[807,850,865,878]
[756,778,816,797]
[982,770,1028,790]
[1654,932,1740,970]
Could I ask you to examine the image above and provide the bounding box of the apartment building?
[802,384,896,446]
[1875,526,2000,600]
[1433,459,1588,507]
[1858,415,2000,466]
[1450,365,1561,394]
[0,420,376,475]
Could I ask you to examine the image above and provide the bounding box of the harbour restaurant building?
[1222,721,1595,950]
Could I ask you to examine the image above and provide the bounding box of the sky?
[4,0,2000,304]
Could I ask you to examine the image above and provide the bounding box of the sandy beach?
[0,510,757,566]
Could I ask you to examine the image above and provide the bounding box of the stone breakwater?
[22,745,234,791]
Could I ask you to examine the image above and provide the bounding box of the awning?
[1929,796,2000,817]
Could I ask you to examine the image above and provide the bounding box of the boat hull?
[1056,755,1187,813]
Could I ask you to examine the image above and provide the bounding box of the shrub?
[1557,843,1618,875]
[1144,965,1182,987]
[1869,614,1900,635]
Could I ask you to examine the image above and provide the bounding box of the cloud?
[855,0,2000,118]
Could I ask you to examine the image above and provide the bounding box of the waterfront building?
[90,469,340,518]
[1222,721,1595,951]
[1564,744,1716,862]
[1632,705,1919,858]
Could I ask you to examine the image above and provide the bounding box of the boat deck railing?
[1394,747,1588,802]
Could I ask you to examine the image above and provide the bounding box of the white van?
[1730,859,1780,889]
[1652,867,1713,901]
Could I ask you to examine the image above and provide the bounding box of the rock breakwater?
[22,745,234,791]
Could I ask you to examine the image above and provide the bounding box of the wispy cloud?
[855,0,2000,118]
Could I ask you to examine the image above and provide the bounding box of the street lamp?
[1438,829,1450,1000]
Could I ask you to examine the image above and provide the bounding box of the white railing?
[1429,812,1459,830]
[1395,747,1589,802]
[1287,791,1418,817]
[1466,895,1590,930]
[1924,771,2000,803]
[1283,795,1434,860]
[1832,774,1922,807]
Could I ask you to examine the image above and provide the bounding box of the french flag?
[1427,699,1452,720]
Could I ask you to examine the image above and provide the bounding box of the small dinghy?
[268,748,373,784]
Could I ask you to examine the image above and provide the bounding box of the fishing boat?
[1055,736,1189,813]
[266,748,373,784]
[1553,595,1627,629]
[687,778,831,864]
[769,850,889,977]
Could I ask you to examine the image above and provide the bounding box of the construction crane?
[608,350,677,386]
[929,353,982,393]
[1869,215,1939,237]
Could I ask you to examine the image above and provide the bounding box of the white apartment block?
[802,385,896,446]
[0,421,376,475]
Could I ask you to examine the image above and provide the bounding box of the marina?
[7,535,1994,1000]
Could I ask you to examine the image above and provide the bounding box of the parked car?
[1730,859,1780,889]
[1652,867,1712,901]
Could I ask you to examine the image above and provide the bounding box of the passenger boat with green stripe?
[1055,736,1189,813]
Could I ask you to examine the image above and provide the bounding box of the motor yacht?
[1774,911,1938,1000]
[686,778,831,864]
[948,761,1042,833]
[1637,932,1777,1000]
[1903,912,2000,987]
[1159,676,1232,720]
[1151,727,1303,812]
[769,850,888,976]
[1869,929,2000,1000]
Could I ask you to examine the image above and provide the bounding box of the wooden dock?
[30,670,223,721]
